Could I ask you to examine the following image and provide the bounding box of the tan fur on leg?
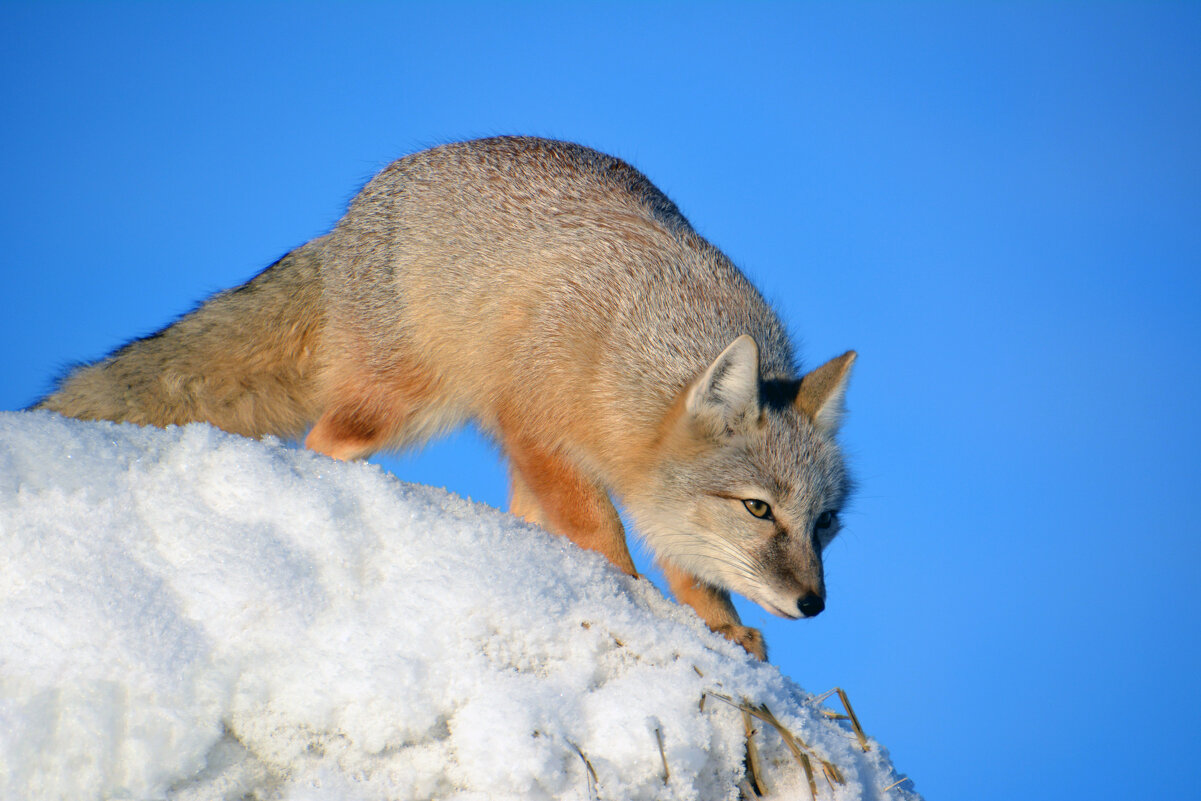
[504,436,637,576]
[660,559,766,661]
[509,467,548,527]
[305,406,392,461]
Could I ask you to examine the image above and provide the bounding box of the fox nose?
[797,593,825,618]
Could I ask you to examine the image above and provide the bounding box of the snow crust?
[0,412,917,800]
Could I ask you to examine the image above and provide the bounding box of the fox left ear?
[797,351,857,434]
[686,335,761,432]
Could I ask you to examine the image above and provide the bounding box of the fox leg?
[659,560,767,661]
[504,438,637,576]
[304,361,445,461]
[509,468,548,528]
[305,398,397,460]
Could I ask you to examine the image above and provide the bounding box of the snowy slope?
[0,412,918,801]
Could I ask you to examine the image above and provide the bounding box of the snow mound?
[0,412,917,800]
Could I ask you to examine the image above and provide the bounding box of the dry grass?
[704,691,850,800]
[741,705,769,796]
[701,684,916,799]
[566,638,906,798]
[654,725,670,785]
[567,738,599,801]
[812,687,870,753]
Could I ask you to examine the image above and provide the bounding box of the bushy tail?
[37,242,327,440]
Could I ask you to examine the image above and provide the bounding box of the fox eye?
[813,511,837,533]
[743,499,773,520]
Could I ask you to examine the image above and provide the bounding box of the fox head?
[634,336,856,620]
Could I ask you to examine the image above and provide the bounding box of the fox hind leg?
[305,360,452,461]
[305,400,397,461]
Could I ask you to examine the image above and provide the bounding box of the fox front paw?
[715,624,767,661]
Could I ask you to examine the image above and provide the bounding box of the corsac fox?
[37,136,856,661]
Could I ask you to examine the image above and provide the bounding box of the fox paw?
[715,624,767,661]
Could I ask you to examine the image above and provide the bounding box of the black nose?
[797,593,825,617]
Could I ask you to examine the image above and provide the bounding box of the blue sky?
[2,3,1199,799]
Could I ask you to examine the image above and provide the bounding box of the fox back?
[39,137,857,659]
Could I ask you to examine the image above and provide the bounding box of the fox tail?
[35,242,327,439]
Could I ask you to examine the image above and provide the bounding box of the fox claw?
[716,624,767,661]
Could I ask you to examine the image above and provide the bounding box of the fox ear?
[797,350,857,434]
[686,335,761,431]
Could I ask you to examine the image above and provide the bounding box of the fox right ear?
[686,335,761,432]
[797,350,857,434]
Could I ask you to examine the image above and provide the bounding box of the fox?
[36,136,856,661]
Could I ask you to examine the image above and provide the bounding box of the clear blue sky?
[2,3,1198,799]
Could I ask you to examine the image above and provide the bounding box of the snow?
[0,411,919,800]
